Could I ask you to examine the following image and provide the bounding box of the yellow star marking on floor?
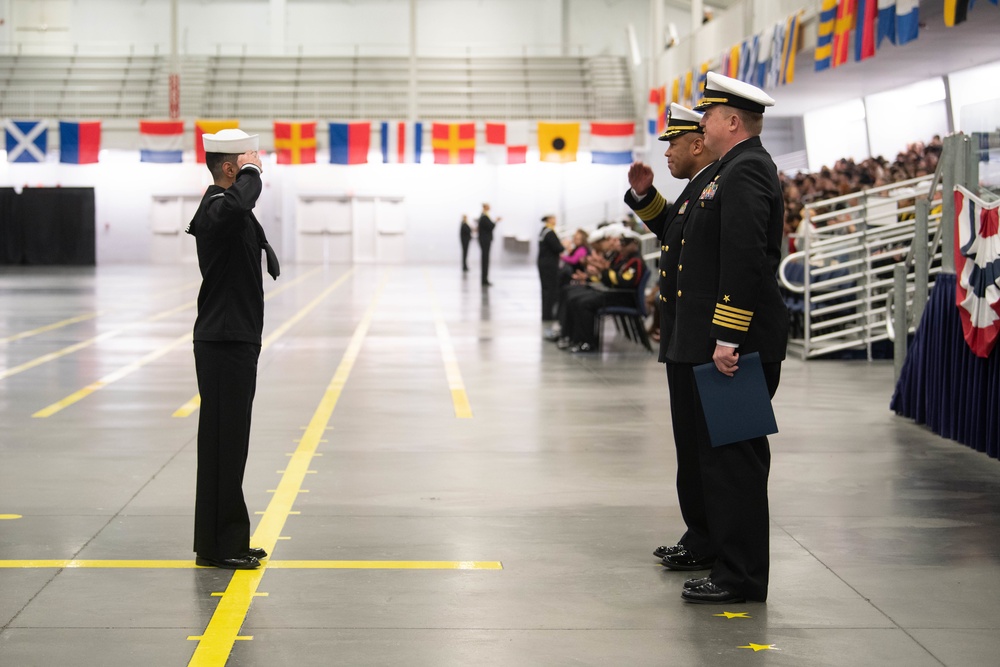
[738,643,779,652]
[0,514,23,520]
[714,611,751,619]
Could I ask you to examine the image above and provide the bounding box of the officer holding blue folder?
[630,74,788,605]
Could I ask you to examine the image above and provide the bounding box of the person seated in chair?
[559,230,646,354]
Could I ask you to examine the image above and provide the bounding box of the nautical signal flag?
[816,0,837,71]
[589,122,634,165]
[538,122,580,163]
[646,88,666,137]
[329,122,371,164]
[944,0,969,26]
[855,0,878,61]
[4,120,47,163]
[780,11,802,85]
[380,121,423,163]
[896,0,920,45]
[431,122,475,164]
[274,121,317,164]
[832,0,855,68]
[59,121,101,164]
[484,121,528,164]
[195,119,239,163]
[139,120,184,163]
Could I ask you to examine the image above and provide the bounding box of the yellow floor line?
[0,280,201,346]
[0,311,105,344]
[267,560,503,570]
[0,300,195,383]
[30,268,325,418]
[0,559,503,570]
[172,266,337,418]
[423,270,473,418]
[187,272,391,667]
[32,332,192,418]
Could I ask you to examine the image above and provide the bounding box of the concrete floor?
[2,263,1000,667]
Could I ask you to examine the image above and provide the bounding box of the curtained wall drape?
[891,273,1000,459]
[0,187,96,265]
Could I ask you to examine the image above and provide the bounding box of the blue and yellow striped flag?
[815,0,837,71]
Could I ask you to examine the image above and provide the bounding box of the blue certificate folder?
[693,352,778,447]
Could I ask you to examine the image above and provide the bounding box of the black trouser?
[538,259,560,321]
[569,289,635,347]
[665,359,780,601]
[557,284,592,334]
[461,237,471,270]
[193,340,260,559]
[479,240,492,284]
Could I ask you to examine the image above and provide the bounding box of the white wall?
[864,78,949,161]
[803,99,869,173]
[948,60,1000,134]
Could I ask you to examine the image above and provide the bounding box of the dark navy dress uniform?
[537,224,564,321]
[186,165,278,562]
[671,135,786,602]
[626,164,717,562]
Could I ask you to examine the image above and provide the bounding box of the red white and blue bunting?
[954,184,1000,358]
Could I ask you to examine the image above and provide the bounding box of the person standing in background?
[478,203,500,286]
[460,214,472,273]
[537,214,563,333]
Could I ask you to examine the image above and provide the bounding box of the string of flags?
[2,118,639,166]
[816,0,998,72]
[646,9,802,140]
[644,0,997,135]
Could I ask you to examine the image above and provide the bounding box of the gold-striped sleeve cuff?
[712,303,752,332]
[634,192,666,222]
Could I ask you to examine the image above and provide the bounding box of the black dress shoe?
[684,576,711,589]
[653,543,685,559]
[248,547,267,560]
[196,555,261,570]
[660,549,715,571]
[570,342,596,353]
[681,580,745,604]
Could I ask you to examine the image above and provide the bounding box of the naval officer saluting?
[646,73,787,604]
[187,128,280,570]
[625,103,720,573]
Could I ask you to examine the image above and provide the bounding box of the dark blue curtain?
[891,273,1000,459]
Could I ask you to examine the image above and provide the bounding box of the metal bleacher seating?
[0,54,165,119]
[0,53,634,122]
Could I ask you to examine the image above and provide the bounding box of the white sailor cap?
[659,103,704,141]
[620,228,642,241]
[601,223,627,239]
[587,227,606,244]
[202,128,259,154]
[694,72,775,114]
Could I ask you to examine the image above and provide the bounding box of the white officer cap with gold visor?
[658,103,704,141]
[694,72,775,114]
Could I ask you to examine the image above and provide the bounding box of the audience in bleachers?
[779,135,944,247]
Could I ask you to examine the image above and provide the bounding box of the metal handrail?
[781,172,942,359]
